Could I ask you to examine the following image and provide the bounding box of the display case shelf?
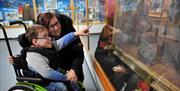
[114,49,180,91]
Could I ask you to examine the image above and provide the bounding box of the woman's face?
[48,16,61,39]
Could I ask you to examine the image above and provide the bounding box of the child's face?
[35,30,52,48]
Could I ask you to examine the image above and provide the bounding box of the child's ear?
[32,38,37,45]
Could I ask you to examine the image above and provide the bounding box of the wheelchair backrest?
[18,33,31,48]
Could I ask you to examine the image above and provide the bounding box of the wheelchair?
[0,22,85,91]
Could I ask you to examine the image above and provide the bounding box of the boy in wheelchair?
[9,24,89,91]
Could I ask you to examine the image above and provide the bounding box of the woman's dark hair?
[36,13,56,29]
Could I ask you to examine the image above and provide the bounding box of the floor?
[0,35,100,91]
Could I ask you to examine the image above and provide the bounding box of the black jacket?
[56,14,84,81]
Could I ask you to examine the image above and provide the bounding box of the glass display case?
[92,0,179,90]
[111,0,180,90]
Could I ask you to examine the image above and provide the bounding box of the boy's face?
[35,30,52,48]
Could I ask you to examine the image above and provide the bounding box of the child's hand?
[66,69,77,82]
[8,56,14,64]
[66,70,72,80]
[74,25,92,36]
[69,69,77,82]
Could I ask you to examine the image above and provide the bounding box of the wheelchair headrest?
[18,33,31,48]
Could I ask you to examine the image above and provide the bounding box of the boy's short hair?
[25,24,46,44]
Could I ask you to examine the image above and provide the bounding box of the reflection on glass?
[95,25,133,90]
[113,0,180,89]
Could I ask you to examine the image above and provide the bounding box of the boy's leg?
[45,82,67,91]
[64,81,80,91]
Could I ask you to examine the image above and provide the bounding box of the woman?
[37,13,85,82]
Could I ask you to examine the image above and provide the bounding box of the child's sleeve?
[53,32,77,51]
[26,52,67,81]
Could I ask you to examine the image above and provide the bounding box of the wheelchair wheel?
[78,81,85,91]
[8,85,36,91]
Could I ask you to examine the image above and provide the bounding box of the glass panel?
[87,0,105,23]
[74,0,86,24]
[44,0,58,10]
[113,0,180,89]
[94,0,135,90]
[74,0,106,25]
[0,0,34,21]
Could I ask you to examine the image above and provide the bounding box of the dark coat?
[56,14,84,82]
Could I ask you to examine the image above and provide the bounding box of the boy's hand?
[66,69,77,82]
[69,69,77,82]
[74,25,92,36]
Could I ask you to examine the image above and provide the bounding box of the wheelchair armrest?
[16,77,43,83]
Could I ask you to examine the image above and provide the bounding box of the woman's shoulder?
[57,14,73,24]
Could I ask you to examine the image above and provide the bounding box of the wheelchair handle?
[0,24,13,56]
[9,21,27,31]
